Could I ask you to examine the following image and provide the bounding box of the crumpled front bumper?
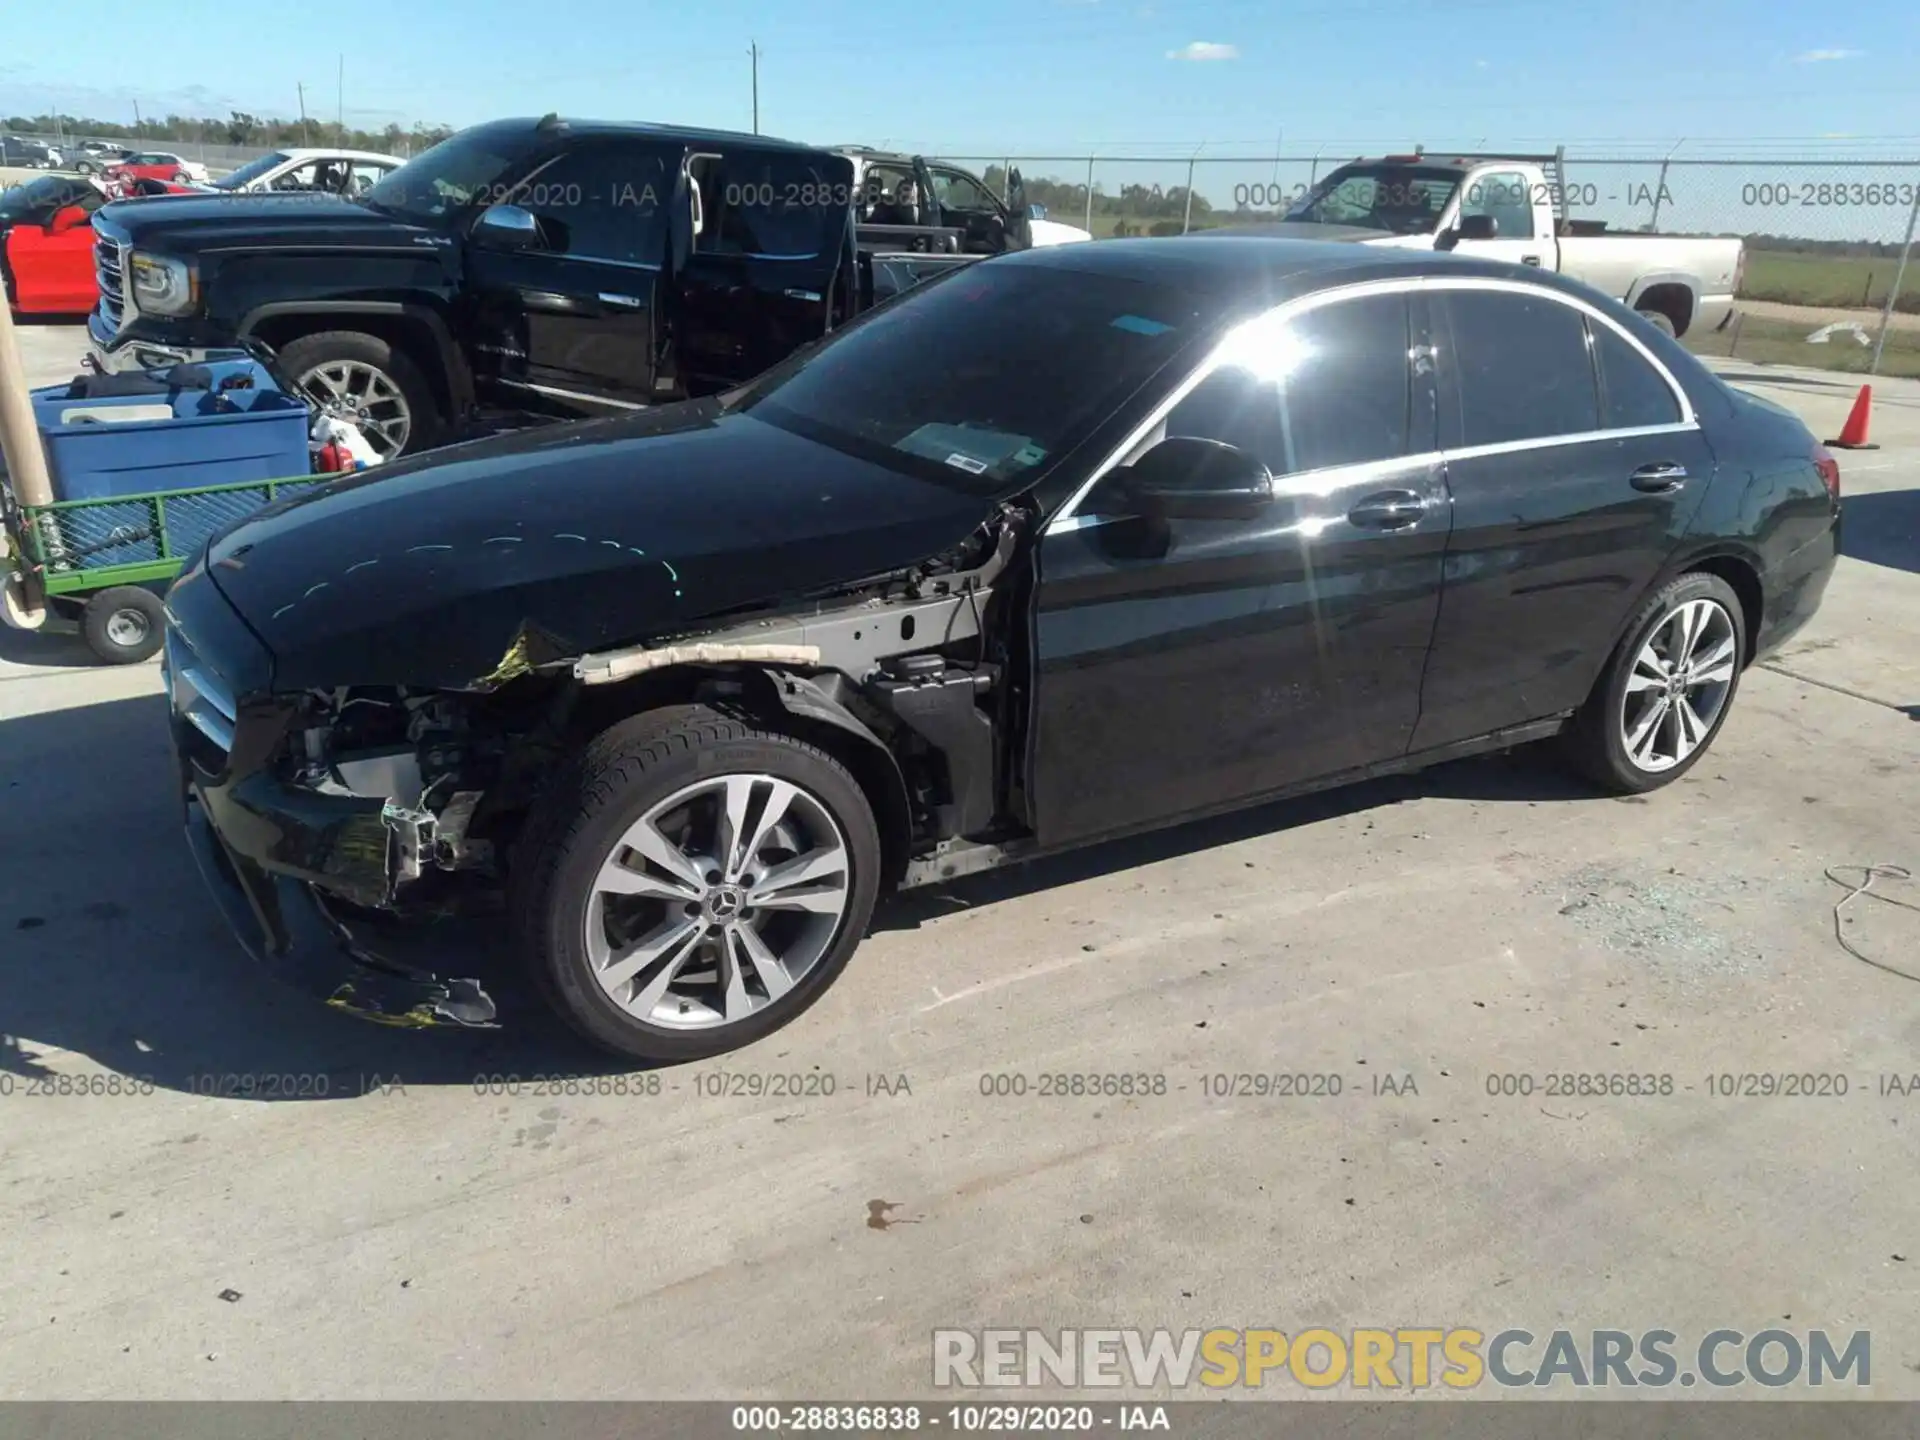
[175,727,503,1032]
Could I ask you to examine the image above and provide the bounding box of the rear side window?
[707,152,851,257]
[1164,292,1413,476]
[520,143,671,265]
[1439,289,1599,446]
[1591,319,1683,429]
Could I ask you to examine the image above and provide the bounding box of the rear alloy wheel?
[513,706,882,1062]
[1562,572,1745,793]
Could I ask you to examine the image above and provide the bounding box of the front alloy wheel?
[513,705,883,1062]
[586,774,852,1029]
[296,357,413,460]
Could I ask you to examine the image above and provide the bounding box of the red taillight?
[1812,443,1841,501]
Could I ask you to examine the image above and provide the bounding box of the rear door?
[462,138,676,412]
[1033,286,1450,846]
[671,147,856,392]
[1412,280,1714,751]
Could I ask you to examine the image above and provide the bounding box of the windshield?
[1285,163,1461,235]
[211,151,293,190]
[0,175,79,221]
[741,262,1204,493]
[364,127,540,224]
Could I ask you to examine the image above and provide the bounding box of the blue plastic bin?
[33,361,310,506]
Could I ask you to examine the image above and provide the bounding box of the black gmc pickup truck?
[88,116,1040,458]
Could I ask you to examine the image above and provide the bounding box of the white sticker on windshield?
[944,453,990,475]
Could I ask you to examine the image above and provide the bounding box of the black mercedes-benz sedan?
[161,237,1841,1060]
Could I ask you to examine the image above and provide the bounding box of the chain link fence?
[949,150,1920,378]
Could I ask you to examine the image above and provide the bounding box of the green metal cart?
[2,474,322,664]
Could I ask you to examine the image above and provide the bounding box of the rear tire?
[1561,572,1745,793]
[277,329,442,460]
[510,704,883,1063]
[81,587,165,664]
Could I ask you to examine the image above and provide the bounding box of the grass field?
[1740,250,1919,314]
[1682,312,1920,378]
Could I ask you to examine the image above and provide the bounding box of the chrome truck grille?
[92,218,131,333]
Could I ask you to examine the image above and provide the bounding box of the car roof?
[274,147,406,163]
[471,116,824,154]
[997,234,1608,309]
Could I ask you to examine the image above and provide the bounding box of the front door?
[1412,281,1716,750]
[1031,287,1451,847]
[1447,167,1550,268]
[462,139,675,413]
[925,161,1017,254]
[672,148,856,392]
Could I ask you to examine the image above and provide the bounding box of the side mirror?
[1116,436,1273,521]
[1437,213,1498,250]
[473,203,540,250]
[50,204,88,234]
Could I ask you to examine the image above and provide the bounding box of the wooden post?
[0,289,54,508]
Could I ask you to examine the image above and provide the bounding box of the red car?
[0,174,107,315]
[104,150,209,186]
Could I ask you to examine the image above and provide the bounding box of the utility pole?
[297,82,311,146]
[0,292,54,513]
[132,99,143,138]
[337,54,345,138]
[749,42,760,134]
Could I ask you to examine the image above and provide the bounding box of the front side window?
[930,167,997,213]
[705,152,849,257]
[515,143,671,264]
[1162,293,1414,477]
[1458,169,1536,240]
[1439,289,1599,447]
[744,262,1205,493]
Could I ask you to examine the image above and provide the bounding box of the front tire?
[81,587,165,664]
[511,705,883,1063]
[1561,572,1745,793]
[277,329,441,461]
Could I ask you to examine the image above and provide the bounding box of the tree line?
[3,111,456,156]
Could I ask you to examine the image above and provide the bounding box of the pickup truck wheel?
[278,330,440,460]
[511,704,883,1063]
[81,587,165,664]
[1636,307,1678,338]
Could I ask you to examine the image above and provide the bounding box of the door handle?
[784,288,823,302]
[1347,489,1428,529]
[1521,255,1543,266]
[1629,461,1688,493]
[597,292,644,310]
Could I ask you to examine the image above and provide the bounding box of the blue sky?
[3,0,1916,155]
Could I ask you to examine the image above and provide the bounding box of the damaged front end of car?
[171,502,1034,1031]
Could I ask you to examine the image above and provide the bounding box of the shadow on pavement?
[0,693,609,1100]
[1840,489,1920,575]
[0,622,99,670]
[0,690,1607,1095]
[880,743,1599,933]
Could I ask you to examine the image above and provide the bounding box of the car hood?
[95,192,440,254]
[203,401,1001,693]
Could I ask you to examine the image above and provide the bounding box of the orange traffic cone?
[1827,384,1879,450]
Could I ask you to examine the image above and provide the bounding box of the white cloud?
[1474,58,1489,67]
[1167,40,1238,61]
[1793,47,1862,62]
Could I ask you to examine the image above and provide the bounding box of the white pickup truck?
[1240,152,1742,338]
